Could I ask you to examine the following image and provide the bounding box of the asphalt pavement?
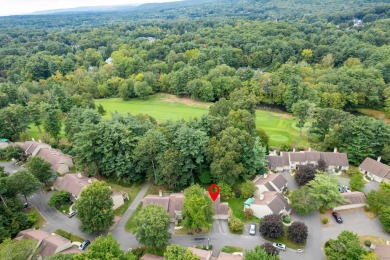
[0,161,23,174]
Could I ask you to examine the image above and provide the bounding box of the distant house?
[15,229,72,259]
[333,192,367,211]
[105,57,113,65]
[140,253,164,260]
[359,157,390,183]
[244,191,291,219]
[17,141,73,174]
[53,173,126,210]
[373,244,390,260]
[188,247,212,260]
[142,191,229,222]
[253,173,287,196]
[353,18,363,27]
[266,149,349,173]
[216,252,243,260]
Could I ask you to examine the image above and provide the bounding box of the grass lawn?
[54,229,84,243]
[359,235,387,246]
[57,202,72,215]
[26,124,66,141]
[125,203,142,233]
[95,93,308,147]
[114,199,132,216]
[226,198,260,224]
[265,226,306,250]
[221,246,243,253]
[174,226,210,235]
[25,207,46,229]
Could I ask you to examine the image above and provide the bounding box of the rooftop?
[360,157,390,179]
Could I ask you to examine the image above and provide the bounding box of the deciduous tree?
[244,245,279,260]
[74,181,114,233]
[295,165,316,186]
[325,231,366,260]
[0,238,36,260]
[287,221,308,243]
[289,186,317,215]
[240,180,256,198]
[261,242,279,256]
[259,214,284,239]
[134,204,171,249]
[292,100,314,136]
[8,170,40,204]
[182,184,214,231]
[26,156,52,184]
[307,174,345,209]
[164,244,200,260]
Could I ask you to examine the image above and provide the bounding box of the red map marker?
[208,184,220,201]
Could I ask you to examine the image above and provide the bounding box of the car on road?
[272,243,286,251]
[79,240,90,250]
[332,211,343,223]
[23,202,30,208]
[68,210,76,218]
[249,222,256,235]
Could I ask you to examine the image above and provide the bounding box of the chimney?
[32,138,35,142]
[377,156,381,162]
[38,139,42,143]
[308,147,311,152]
[77,172,82,178]
[259,194,265,200]
[293,148,296,152]
[334,147,337,153]
[263,174,268,179]
[159,190,163,197]
[88,179,92,184]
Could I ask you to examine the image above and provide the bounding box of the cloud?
[1,0,179,16]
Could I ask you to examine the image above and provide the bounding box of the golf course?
[95,94,308,147]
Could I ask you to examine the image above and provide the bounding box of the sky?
[1,0,180,16]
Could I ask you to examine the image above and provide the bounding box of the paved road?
[111,180,153,250]
[0,161,23,174]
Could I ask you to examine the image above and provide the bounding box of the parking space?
[321,208,390,242]
[364,181,380,194]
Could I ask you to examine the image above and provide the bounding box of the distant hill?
[32,4,138,15]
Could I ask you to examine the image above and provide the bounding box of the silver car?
[249,222,256,235]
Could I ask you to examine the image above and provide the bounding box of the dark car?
[23,202,30,208]
[332,212,343,223]
[79,240,90,250]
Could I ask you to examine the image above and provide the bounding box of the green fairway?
[96,93,308,148]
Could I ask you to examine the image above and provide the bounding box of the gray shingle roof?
[341,192,366,205]
[360,157,390,179]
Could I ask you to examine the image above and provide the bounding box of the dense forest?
[1,0,390,168]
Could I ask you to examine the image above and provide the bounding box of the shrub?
[259,214,284,239]
[282,216,291,224]
[322,218,328,224]
[199,170,213,185]
[218,182,233,199]
[244,208,253,219]
[350,172,365,191]
[319,207,326,214]
[287,221,308,244]
[379,207,390,232]
[261,242,279,256]
[364,240,372,247]
[27,211,38,225]
[228,218,244,233]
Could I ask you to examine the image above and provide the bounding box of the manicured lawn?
[221,246,243,253]
[57,202,72,214]
[26,124,65,140]
[54,229,84,243]
[265,226,306,250]
[226,198,260,224]
[174,226,210,235]
[95,93,308,147]
[125,203,142,233]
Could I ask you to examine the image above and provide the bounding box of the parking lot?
[321,208,390,243]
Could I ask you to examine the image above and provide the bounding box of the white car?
[273,243,286,251]
[249,222,256,235]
